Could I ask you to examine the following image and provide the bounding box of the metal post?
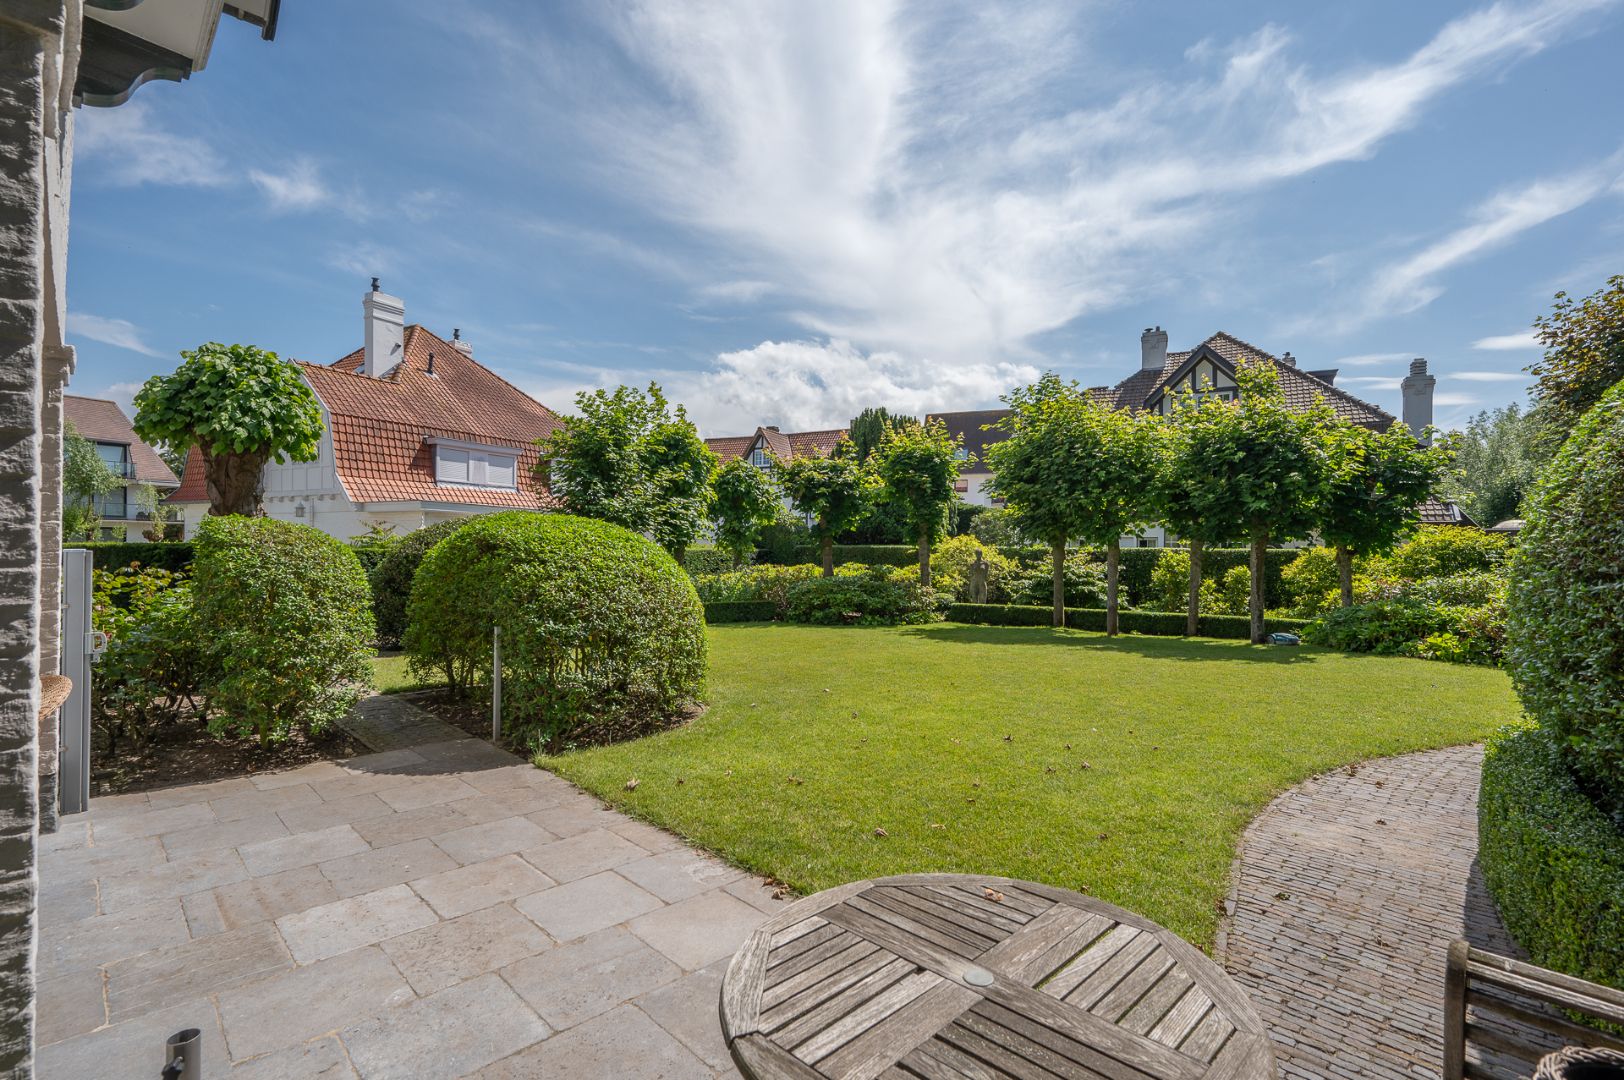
[59,548,97,816]
[162,1027,202,1080]
[491,625,501,743]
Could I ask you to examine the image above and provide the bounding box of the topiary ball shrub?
[1507,381,1624,816]
[405,512,706,750]
[369,519,469,647]
[192,516,375,745]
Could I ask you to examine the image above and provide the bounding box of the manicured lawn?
[540,623,1521,945]
[371,653,438,694]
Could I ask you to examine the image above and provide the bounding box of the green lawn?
[539,623,1521,945]
[371,653,438,694]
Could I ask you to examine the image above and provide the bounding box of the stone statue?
[969,551,990,604]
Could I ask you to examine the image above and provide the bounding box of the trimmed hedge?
[368,519,469,648]
[704,600,777,623]
[66,541,193,572]
[756,544,917,568]
[986,546,1302,608]
[682,546,736,576]
[1479,724,1624,993]
[944,603,1308,640]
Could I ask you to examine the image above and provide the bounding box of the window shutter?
[486,454,516,488]
[436,447,470,483]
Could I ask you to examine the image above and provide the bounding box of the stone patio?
[36,697,782,1078]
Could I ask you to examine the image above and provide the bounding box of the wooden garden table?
[720,873,1276,1079]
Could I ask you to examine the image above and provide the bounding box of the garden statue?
[969,551,990,604]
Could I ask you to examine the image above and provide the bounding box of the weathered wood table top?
[720,873,1276,1080]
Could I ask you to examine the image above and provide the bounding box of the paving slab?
[501,925,682,1031]
[514,870,665,942]
[37,997,228,1080]
[410,853,555,919]
[39,897,190,980]
[91,800,214,843]
[627,888,768,971]
[351,802,475,848]
[318,837,457,898]
[95,846,248,913]
[519,827,649,883]
[472,1003,713,1080]
[430,815,556,865]
[276,791,395,834]
[209,784,322,824]
[633,959,735,1072]
[444,786,571,824]
[216,945,414,1060]
[181,864,338,937]
[104,922,290,1022]
[159,811,289,858]
[340,973,550,1080]
[275,883,439,964]
[616,848,745,903]
[227,1036,357,1079]
[237,823,369,877]
[380,902,552,996]
[377,774,482,812]
[33,971,106,1048]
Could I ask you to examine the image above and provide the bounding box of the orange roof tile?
[64,395,178,486]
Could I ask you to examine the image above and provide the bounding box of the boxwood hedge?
[703,600,778,623]
[368,519,469,647]
[945,603,1307,640]
[406,512,705,750]
[1479,723,1624,992]
[66,541,193,572]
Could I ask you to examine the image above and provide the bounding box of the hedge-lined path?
[1221,744,1560,1079]
[36,694,782,1078]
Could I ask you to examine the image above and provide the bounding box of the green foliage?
[65,541,194,572]
[538,383,717,558]
[1479,723,1624,992]
[133,343,324,517]
[846,407,916,461]
[756,512,818,564]
[873,419,961,573]
[692,564,823,617]
[1214,566,1251,616]
[1304,597,1504,665]
[1381,524,1510,579]
[193,517,375,745]
[1317,420,1457,566]
[1506,380,1624,814]
[773,440,869,572]
[92,577,212,756]
[405,513,705,750]
[969,508,1027,547]
[1149,550,1222,614]
[1529,274,1624,446]
[1009,551,1108,608]
[347,523,402,576]
[703,601,778,623]
[945,604,1308,639]
[62,422,124,538]
[783,577,939,626]
[929,535,1017,603]
[710,458,779,567]
[681,546,734,576]
[368,519,470,648]
[1281,547,1340,618]
[1444,403,1542,524]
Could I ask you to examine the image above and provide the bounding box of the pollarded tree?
[1317,422,1458,606]
[1152,399,1248,636]
[873,419,960,587]
[710,458,779,567]
[1165,363,1339,642]
[538,383,717,561]
[133,343,323,517]
[773,440,868,577]
[1062,401,1165,636]
[983,374,1094,628]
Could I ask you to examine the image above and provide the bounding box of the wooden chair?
[1444,940,1624,1079]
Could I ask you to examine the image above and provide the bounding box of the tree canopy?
[773,440,868,576]
[62,421,123,538]
[710,458,779,567]
[1529,274,1624,447]
[133,342,323,517]
[873,418,961,585]
[1443,403,1540,525]
[538,383,717,560]
[846,407,916,462]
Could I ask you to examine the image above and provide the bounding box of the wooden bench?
[1444,940,1624,1079]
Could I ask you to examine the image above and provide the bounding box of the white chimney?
[451,327,473,357]
[1280,351,1297,367]
[1140,326,1168,371]
[362,278,405,378]
[1402,358,1435,443]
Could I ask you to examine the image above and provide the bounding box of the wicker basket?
[1534,1046,1624,1079]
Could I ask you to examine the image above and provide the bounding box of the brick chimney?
[1141,326,1168,371]
[362,278,404,378]
[1402,358,1435,442]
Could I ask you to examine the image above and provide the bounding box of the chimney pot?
[1401,357,1436,443]
[361,282,405,378]
[1140,325,1169,371]
[1280,351,1296,367]
[450,327,474,357]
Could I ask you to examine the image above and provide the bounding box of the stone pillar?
[0,2,75,1071]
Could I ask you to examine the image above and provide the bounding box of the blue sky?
[67,0,1624,435]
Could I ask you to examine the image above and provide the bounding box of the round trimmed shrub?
[193,516,375,745]
[369,519,469,647]
[1507,380,1624,815]
[405,512,705,749]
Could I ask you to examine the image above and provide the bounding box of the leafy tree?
[873,419,961,586]
[133,343,323,517]
[1529,274,1624,447]
[710,458,779,567]
[1316,422,1457,606]
[1153,399,1248,635]
[773,440,868,576]
[843,407,917,542]
[846,407,916,461]
[1161,364,1339,642]
[1443,403,1541,525]
[62,421,123,539]
[538,383,717,561]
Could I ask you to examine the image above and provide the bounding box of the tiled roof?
[926,409,1010,470]
[706,426,847,463]
[704,435,754,463]
[786,429,847,457]
[63,395,178,486]
[172,326,563,508]
[1417,497,1478,527]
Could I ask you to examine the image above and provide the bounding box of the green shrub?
[682,546,735,576]
[1380,524,1509,579]
[1507,381,1624,814]
[91,567,214,755]
[784,577,940,626]
[1303,598,1452,656]
[193,516,375,745]
[1215,566,1250,616]
[348,524,401,576]
[66,541,193,572]
[693,563,822,617]
[930,535,1017,603]
[1147,549,1221,614]
[969,508,1027,547]
[1479,723,1624,992]
[704,600,777,623]
[369,519,470,648]
[406,513,705,750]
[1009,551,1108,608]
[944,603,1307,639]
[1281,547,1340,617]
[756,517,817,565]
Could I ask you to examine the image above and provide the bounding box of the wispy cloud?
[1472,331,1541,350]
[1339,376,1403,389]
[249,159,331,212]
[1452,370,1532,381]
[98,382,146,415]
[66,313,164,358]
[1437,392,1483,407]
[74,99,229,187]
[1334,352,1413,367]
[327,240,401,279]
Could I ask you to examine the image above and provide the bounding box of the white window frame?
[748,446,770,468]
[428,438,520,491]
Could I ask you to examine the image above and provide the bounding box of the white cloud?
[1452,370,1531,381]
[696,280,777,304]
[1339,376,1402,389]
[98,382,146,415]
[1333,352,1413,367]
[74,99,230,187]
[1436,392,1483,407]
[327,240,401,279]
[66,313,163,357]
[1472,331,1541,350]
[249,159,330,212]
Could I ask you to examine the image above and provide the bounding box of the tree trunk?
[1105,539,1121,636]
[918,529,931,587]
[1186,538,1203,637]
[1249,524,1268,644]
[204,449,269,517]
[1051,540,1066,628]
[821,533,834,577]
[1337,545,1354,607]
